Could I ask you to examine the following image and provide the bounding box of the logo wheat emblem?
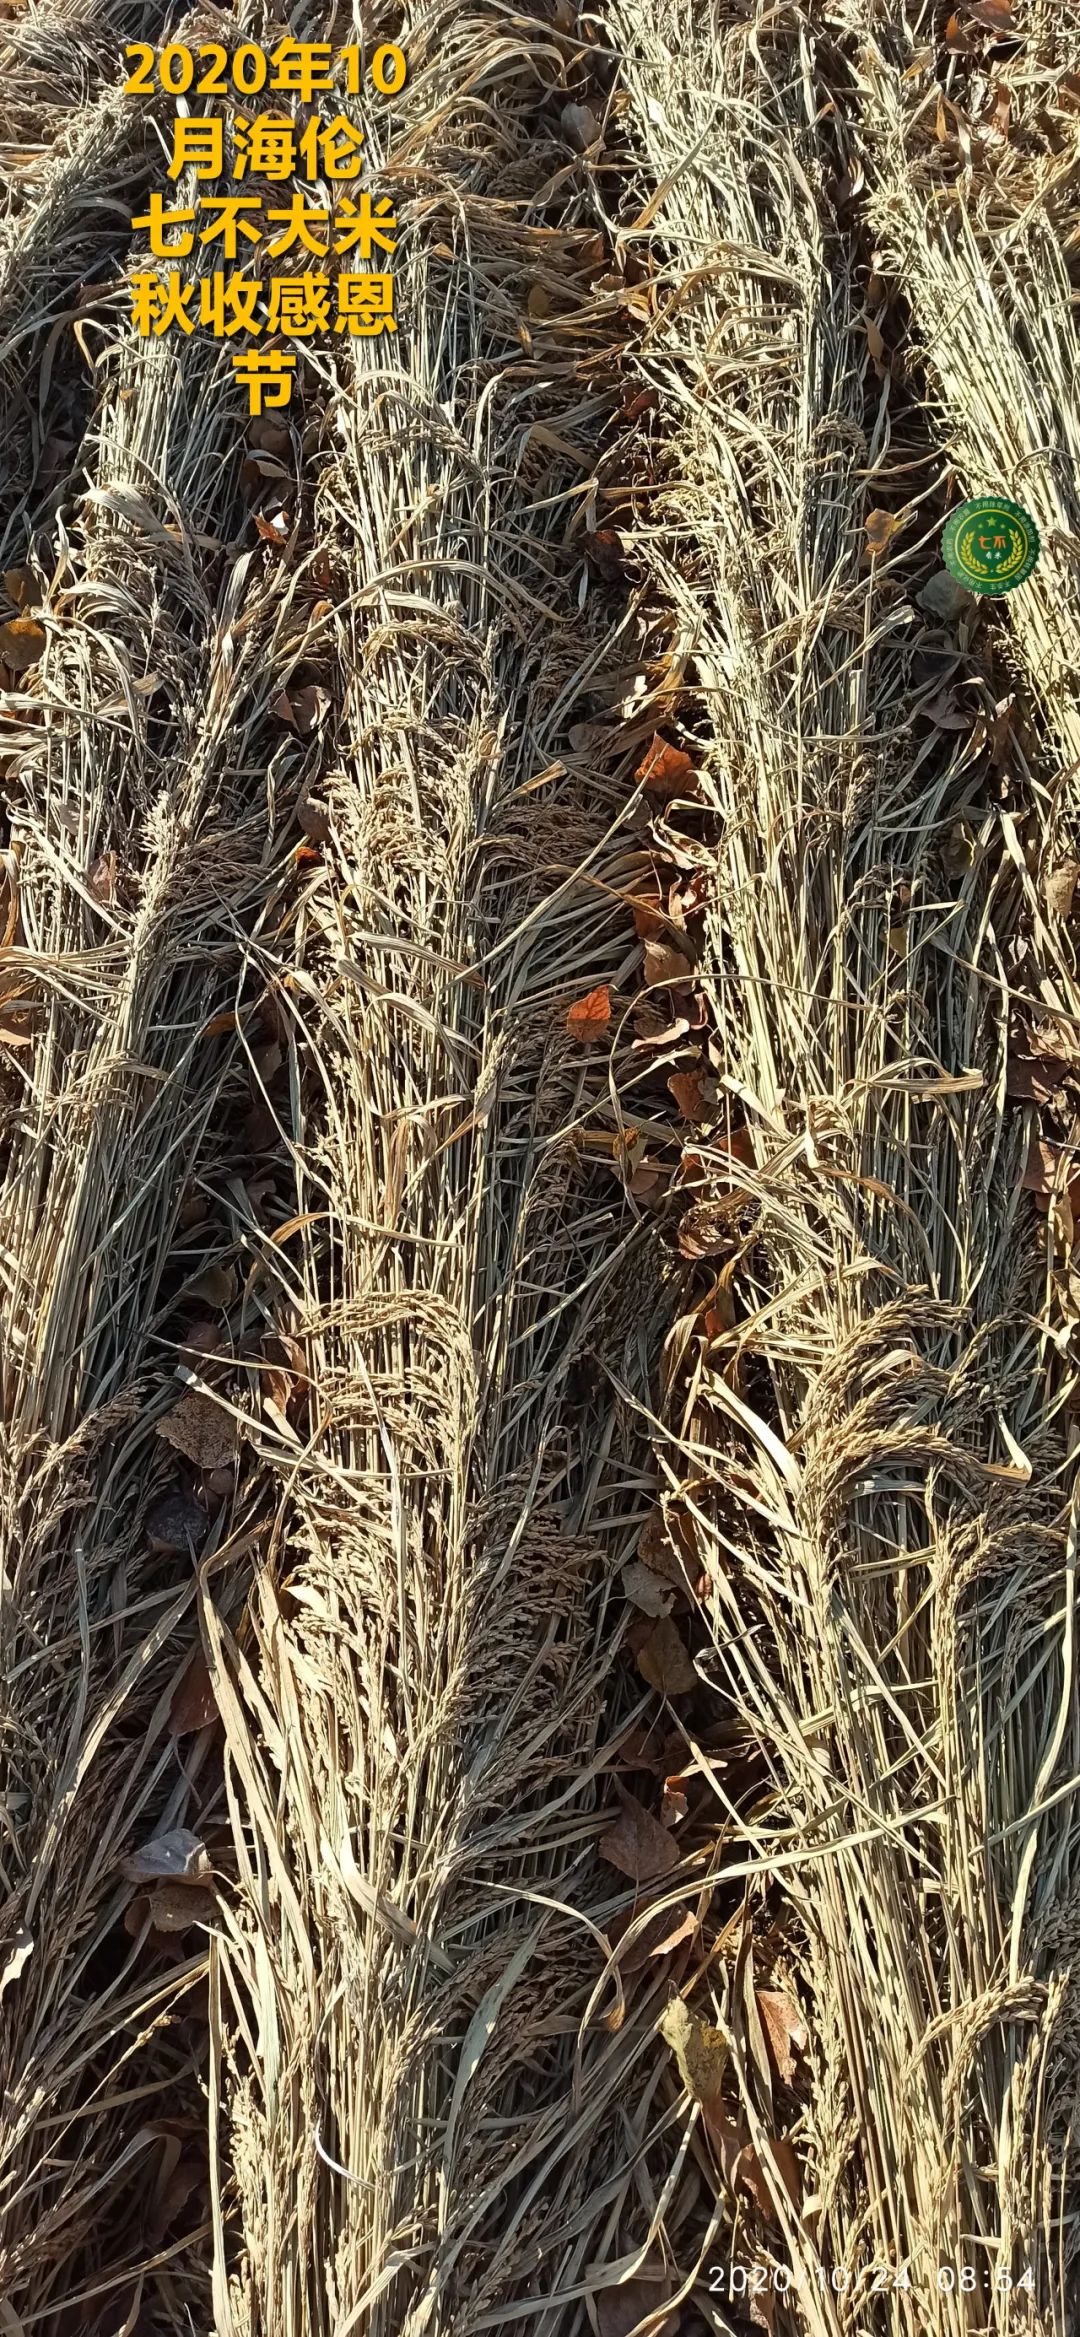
[942,497,1040,595]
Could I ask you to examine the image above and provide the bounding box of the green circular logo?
[942,496,1040,595]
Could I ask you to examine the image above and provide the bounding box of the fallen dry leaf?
[566,983,611,1043]
[1029,1014,1080,1065]
[917,569,973,621]
[179,1319,223,1359]
[620,1903,697,1971]
[0,618,45,671]
[3,568,36,609]
[1045,861,1080,920]
[625,1612,658,1661]
[660,1776,689,1826]
[1050,1187,1077,1251]
[633,1005,689,1050]
[272,683,329,735]
[629,886,666,940]
[249,416,291,457]
[261,1354,294,1435]
[149,1883,217,1933]
[643,939,691,989]
[668,1070,706,1123]
[941,819,977,877]
[599,1790,680,1881]
[707,2106,751,2188]
[698,2102,801,2226]
[1022,1137,1080,1240]
[168,1646,218,1735]
[87,849,118,905]
[156,1391,237,1472]
[636,1616,697,1696]
[582,528,625,584]
[184,1262,237,1307]
[740,2134,803,2221]
[298,798,331,843]
[629,1164,664,1200]
[1022,1136,1075,1197]
[0,1005,35,1045]
[757,1988,809,2086]
[864,506,905,557]
[637,734,696,801]
[703,1278,737,1342]
[122,1828,210,1885]
[987,692,1015,761]
[921,687,971,732]
[1005,1053,1070,1106]
[241,454,277,496]
[621,1558,673,1617]
[966,0,1016,28]
[749,2268,778,2335]
[987,79,1011,140]
[610,1718,667,1771]
[638,1508,698,1595]
[676,1197,737,1261]
[660,1995,727,2121]
[562,99,600,149]
[596,2274,679,2337]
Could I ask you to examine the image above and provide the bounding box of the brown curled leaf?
[566,984,611,1043]
[599,1790,679,1881]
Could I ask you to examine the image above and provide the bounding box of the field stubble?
[0,2,1079,2334]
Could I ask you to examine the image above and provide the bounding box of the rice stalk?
[200,7,683,2333]
[0,224,323,2332]
[854,0,1080,798]
[597,2,1080,2329]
